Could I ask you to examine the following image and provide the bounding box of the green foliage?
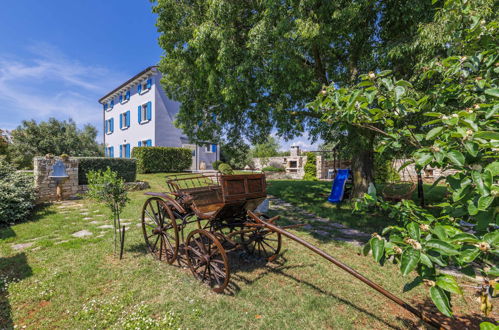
[374,155,400,184]
[303,152,317,181]
[220,140,251,169]
[262,166,285,172]
[249,136,282,159]
[132,147,191,174]
[0,129,9,161]
[0,159,36,226]
[212,160,223,170]
[86,168,130,254]
[9,118,102,169]
[321,0,498,317]
[218,163,234,175]
[78,158,136,185]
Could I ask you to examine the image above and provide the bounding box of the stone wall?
[252,156,307,179]
[393,159,459,183]
[34,157,80,203]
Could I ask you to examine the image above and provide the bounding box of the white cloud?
[0,42,126,134]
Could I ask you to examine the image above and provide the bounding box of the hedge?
[0,160,36,225]
[78,157,137,185]
[132,147,192,174]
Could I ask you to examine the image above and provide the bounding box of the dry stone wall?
[33,157,80,203]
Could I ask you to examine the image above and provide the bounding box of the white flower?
[452,113,458,118]
[368,72,376,79]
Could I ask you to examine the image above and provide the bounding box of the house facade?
[98,66,219,171]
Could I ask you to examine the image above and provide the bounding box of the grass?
[266,180,448,234]
[0,173,490,329]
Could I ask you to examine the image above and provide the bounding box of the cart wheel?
[186,229,230,293]
[242,228,282,262]
[141,197,179,264]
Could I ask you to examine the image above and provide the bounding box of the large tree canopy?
[9,118,102,169]
[154,0,380,143]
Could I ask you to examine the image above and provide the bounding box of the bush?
[374,155,400,184]
[132,147,192,174]
[78,158,136,185]
[262,166,285,172]
[0,160,36,225]
[212,160,223,170]
[302,152,317,180]
[218,163,234,175]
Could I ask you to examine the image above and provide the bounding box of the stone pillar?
[316,155,323,179]
[34,157,80,203]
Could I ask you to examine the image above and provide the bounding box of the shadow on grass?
[397,297,496,329]
[0,253,33,329]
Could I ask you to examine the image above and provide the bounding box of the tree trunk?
[351,146,375,199]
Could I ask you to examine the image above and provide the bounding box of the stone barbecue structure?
[34,157,79,202]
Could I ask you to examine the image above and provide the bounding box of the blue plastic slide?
[328,169,350,203]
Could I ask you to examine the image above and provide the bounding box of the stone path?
[269,198,370,246]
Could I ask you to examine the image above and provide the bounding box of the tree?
[220,139,250,169]
[313,0,498,318]
[9,118,103,169]
[248,135,282,159]
[0,129,9,160]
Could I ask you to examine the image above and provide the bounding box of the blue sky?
[0,0,318,151]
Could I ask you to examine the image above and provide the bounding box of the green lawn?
[267,180,448,234]
[0,173,488,329]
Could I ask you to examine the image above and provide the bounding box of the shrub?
[78,158,136,185]
[302,152,317,180]
[262,166,284,172]
[374,155,400,184]
[212,160,223,170]
[132,147,191,174]
[218,163,234,175]
[0,160,36,225]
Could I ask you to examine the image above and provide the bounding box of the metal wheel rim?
[186,229,230,293]
[141,197,179,264]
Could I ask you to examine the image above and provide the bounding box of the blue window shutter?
[147,102,152,120]
[212,144,217,152]
[146,78,152,89]
[104,103,108,111]
[138,141,142,147]
[126,90,130,100]
[105,120,108,133]
[119,94,122,103]
[111,147,114,157]
[126,110,130,127]
[119,145,122,158]
[111,100,114,108]
[126,144,130,158]
[111,118,114,132]
[137,106,142,123]
[147,139,152,146]
[120,114,123,129]
[138,84,142,94]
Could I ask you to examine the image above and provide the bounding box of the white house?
[98,66,220,171]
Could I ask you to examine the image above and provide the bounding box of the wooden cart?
[141,172,285,293]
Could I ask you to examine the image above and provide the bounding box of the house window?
[120,144,131,158]
[105,118,114,134]
[107,146,114,157]
[205,144,212,153]
[138,102,152,123]
[138,78,152,94]
[141,104,148,122]
[120,111,130,129]
[138,139,152,147]
[120,90,130,103]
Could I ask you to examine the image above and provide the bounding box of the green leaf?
[436,275,462,295]
[424,112,443,117]
[467,200,479,215]
[450,233,479,244]
[362,241,371,256]
[377,70,392,77]
[395,80,412,88]
[447,150,465,167]
[425,239,460,255]
[480,322,498,330]
[370,237,385,263]
[483,231,499,246]
[426,127,443,140]
[420,253,433,267]
[400,247,420,276]
[407,222,420,240]
[478,195,494,210]
[475,131,499,140]
[394,86,405,101]
[486,267,499,277]
[415,152,433,167]
[484,88,499,98]
[429,286,453,317]
[472,171,489,196]
[457,247,480,263]
[464,142,478,157]
[484,162,499,176]
[432,225,447,240]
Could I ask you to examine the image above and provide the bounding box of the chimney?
[290,145,300,156]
